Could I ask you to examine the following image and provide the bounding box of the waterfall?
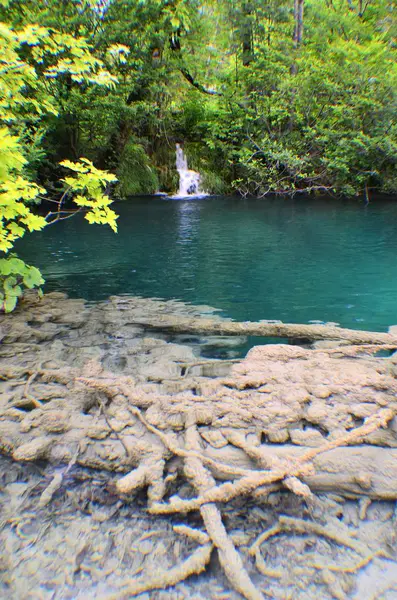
[175,143,204,197]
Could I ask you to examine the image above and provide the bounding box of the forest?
[0,0,396,309]
[2,4,397,598]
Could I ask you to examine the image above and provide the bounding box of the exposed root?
[307,549,390,574]
[106,542,213,599]
[96,393,130,458]
[247,516,390,592]
[184,422,265,600]
[150,409,393,515]
[22,372,42,408]
[249,515,369,556]
[38,472,64,509]
[38,445,80,508]
[116,456,166,504]
[173,525,210,545]
[294,408,394,465]
[124,403,253,479]
[79,378,253,482]
[253,549,282,579]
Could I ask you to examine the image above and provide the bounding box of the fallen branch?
[206,444,397,501]
[129,314,397,345]
[38,444,80,508]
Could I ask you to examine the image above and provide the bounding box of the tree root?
[22,372,42,408]
[150,409,394,516]
[2,296,397,599]
[38,445,80,507]
[247,516,393,596]
[173,525,210,545]
[307,549,390,574]
[184,422,265,600]
[249,515,368,557]
[107,542,213,599]
[116,456,166,504]
[252,549,283,579]
[123,403,253,479]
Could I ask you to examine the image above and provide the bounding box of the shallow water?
[16,195,397,331]
[6,198,397,599]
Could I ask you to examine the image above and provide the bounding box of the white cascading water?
[175,143,204,197]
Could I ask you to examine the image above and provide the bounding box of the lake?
[16,195,397,332]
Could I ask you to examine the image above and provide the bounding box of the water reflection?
[15,195,397,332]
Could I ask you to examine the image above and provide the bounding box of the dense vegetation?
[0,0,396,308]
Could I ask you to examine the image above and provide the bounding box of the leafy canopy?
[0,18,122,311]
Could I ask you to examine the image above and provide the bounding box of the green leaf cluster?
[0,17,120,311]
[0,255,43,312]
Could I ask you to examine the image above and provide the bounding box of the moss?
[151,144,179,193]
[116,142,159,198]
[200,171,228,195]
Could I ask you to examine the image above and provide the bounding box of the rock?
[87,425,110,440]
[349,403,379,419]
[244,344,308,363]
[108,325,144,339]
[311,385,332,399]
[289,427,325,447]
[42,291,69,300]
[266,428,289,443]
[149,342,196,362]
[305,401,328,423]
[198,335,248,348]
[313,340,351,350]
[138,360,181,382]
[13,437,53,461]
[200,428,228,448]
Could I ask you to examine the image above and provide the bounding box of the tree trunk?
[241,2,254,66]
[291,0,304,75]
[293,0,304,47]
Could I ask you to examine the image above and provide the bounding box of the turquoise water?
[16,195,397,332]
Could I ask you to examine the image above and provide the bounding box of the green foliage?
[116,142,159,198]
[0,255,44,312]
[0,0,395,276]
[201,171,228,195]
[60,158,118,230]
[0,18,120,311]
